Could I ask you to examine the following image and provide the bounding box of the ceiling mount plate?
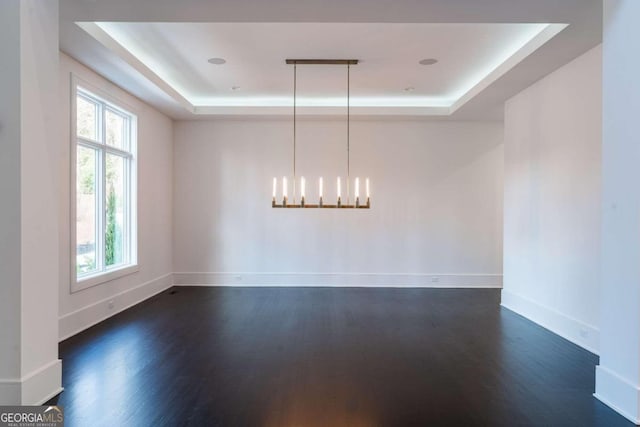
[285,59,359,65]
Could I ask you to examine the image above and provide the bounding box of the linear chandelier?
[271,59,371,209]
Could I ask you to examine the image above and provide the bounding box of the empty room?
[1,0,639,426]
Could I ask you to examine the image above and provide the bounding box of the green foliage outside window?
[105,185,116,266]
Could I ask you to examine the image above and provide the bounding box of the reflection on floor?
[49,287,632,426]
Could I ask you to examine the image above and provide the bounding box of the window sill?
[73,264,139,293]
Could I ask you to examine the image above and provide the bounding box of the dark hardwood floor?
[49,287,632,427]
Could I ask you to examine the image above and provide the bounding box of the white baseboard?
[0,359,62,405]
[59,273,173,341]
[173,272,503,288]
[500,289,599,354]
[595,365,640,424]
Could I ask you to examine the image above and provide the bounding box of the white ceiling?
[59,0,602,120]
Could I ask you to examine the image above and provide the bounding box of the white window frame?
[70,74,139,292]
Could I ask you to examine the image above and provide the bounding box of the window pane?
[105,109,126,149]
[76,145,98,275]
[105,154,127,267]
[77,95,98,140]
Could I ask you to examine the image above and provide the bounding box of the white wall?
[57,53,174,340]
[173,119,504,287]
[19,0,62,403]
[502,45,602,353]
[0,0,61,405]
[0,0,25,402]
[596,0,640,423]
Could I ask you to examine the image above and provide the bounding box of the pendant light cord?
[293,63,297,203]
[347,63,350,204]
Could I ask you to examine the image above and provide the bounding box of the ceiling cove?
[76,21,567,116]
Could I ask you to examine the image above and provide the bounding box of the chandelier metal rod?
[273,204,370,209]
[285,59,358,65]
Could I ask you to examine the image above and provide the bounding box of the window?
[73,83,137,289]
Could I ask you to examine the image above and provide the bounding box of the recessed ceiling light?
[419,58,438,66]
[404,86,415,92]
[207,57,226,65]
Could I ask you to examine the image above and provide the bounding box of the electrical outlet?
[108,300,115,310]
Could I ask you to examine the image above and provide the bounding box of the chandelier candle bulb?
[319,177,324,206]
[300,177,306,206]
[272,177,277,206]
[282,176,288,205]
[337,177,342,206]
[366,178,370,206]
